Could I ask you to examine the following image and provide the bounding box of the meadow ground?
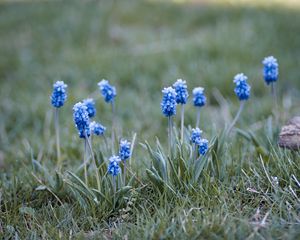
[1,0,300,239]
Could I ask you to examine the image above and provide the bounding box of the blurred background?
[0,0,300,166]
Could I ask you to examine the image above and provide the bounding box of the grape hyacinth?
[262,56,279,85]
[73,102,90,139]
[119,139,131,184]
[173,79,188,143]
[51,81,68,108]
[90,121,106,136]
[119,139,131,161]
[161,87,177,117]
[227,73,251,134]
[73,102,91,185]
[190,128,202,144]
[193,87,206,128]
[83,98,96,118]
[98,79,117,154]
[233,73,251,101]
[161,87,177,157]
[51,80,67,168]
[108,155,121,192]
[98,79,117,103]
[197,138,209,156]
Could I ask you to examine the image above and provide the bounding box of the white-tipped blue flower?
[233,73,251,101]
[98,79,116,103]
[73,102,90,139]
[83,98,96,118]
[119,139,131,161]
[262,56,279,85]
[161,87,177,117]
[193,87,206,107]
[197,138,208,156]
[173,79,188,104]
[108,155,121,176]
[90,121,106,136]
[51,81,67,108]
[190,128,202,143]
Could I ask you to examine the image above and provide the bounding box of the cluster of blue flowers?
[173,79,189,104]
[233,73,251,101]
[90,121,106,136]
[51,81,68,108]
[262,56,279,85]
[119,139,131,161]
[108,140,131,177]
[190,128,208,156]
[108,155,121,176]
[98,80,117,103]
[161,87,177,117]
[73,102,91,139]
[193,87,206,107]
[83,98,96,118]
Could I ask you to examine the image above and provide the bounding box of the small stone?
[278,117,300,150]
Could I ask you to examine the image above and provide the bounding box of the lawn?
[1,0,300,239]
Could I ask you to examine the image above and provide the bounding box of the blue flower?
[161,87,177,117]
[108,155,121,176]
[83,98,96,118]
[173,79,188,104]
[98,79,116,103]
[119,139,131,161]
[51,81,67,108]
[90,121,106,136]
[190,128,202,143]
[193,87,206,107]
[262,56,279,85]
[233,73,251,101]
[73,102,90,139]
[197,138,208,156]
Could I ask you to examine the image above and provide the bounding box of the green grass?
[1,0,300,239]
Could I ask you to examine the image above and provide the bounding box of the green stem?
[168,116,172,158]
[123,161,126,185]
[111,102,115,155]
[227,101,245,135]
[181,104,185,144]
[84,139,88,186]
[55,108,61,168]
[196,108,200,128]
[85,133,101,192]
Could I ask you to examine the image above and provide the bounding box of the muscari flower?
[90,121,106,136]
[173,79,188,104]
[262,56,279,85]
[119,139,131,161]
[83,98,96,118]
[108,155,121,176]
[193,87,206,107]
[73,102,90,139]
[233,73,251,101]
[161,87,177,117]
[190,128,202,143]
[51,81,68,108]
[197,138,208,156]
[98,79,116,103]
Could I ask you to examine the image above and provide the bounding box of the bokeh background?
[1,0,300,167]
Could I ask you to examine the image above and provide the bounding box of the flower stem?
[55,108,61,168]
[85,133,101,192]
[271,82,279,123]
[196,108,200,128]
[227,101,245,135]
[111,102,115,155]
[168,116,172,158]
[84,139,88,186]
[123,161,126,185]
[180,104,185,144]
